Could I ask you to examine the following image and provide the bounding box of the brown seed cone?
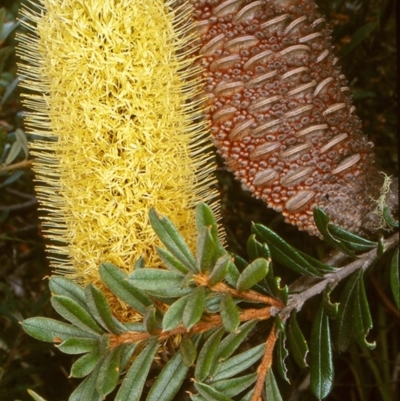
[181,0,384,236]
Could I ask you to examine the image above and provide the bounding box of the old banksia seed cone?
[17,0,220,299]
[184,0,385,235]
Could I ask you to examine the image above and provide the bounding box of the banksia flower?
[17,0,219,303]
[186,0,384,235]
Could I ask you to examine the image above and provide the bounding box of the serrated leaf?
[310,306,334,399]
[353,272,376,350]
[57,337,99,354]
[115,340,158,401]
[69,363,102,401]
[287,312,309,369]
[180,334,197,367]
[275,330,289,383]
[21,317,99,343]
[149,208,197,272]
[213,343,265,382]
[194,382,234,401]
[236,258,269,292]
[143,305,158,334]
[313,208,356,257]
[146,351,190,401]
[51,295,103,335]
[85,285,125,334]
[130,268,191,298]
[390,248,400,309]
[71,351,103,378]
[265,369,283,401]
[99,262,152,314]
[196,203,219,245]
[220,293,240,333]
[322,286,339,319]
[49,276,87,311]
[157,247,190,274]
[208,254,232,286]
[197,226,218,273]
[96,345,122,397]
[252,224,321,277]
[216,320,258,363]
[328,224,377,252]
[213,373,257,398]
[162,295,188,331]
[27,390,48,401]
[183,286,206,329]
[247,234,271,261]
[195,327,225,382]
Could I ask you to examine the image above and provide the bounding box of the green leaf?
[130,268,191,298]
[162,295,188,331]
[328,224,377,252]
[322,286,339,320]
[157,247,190,274]
[225,256,241,287]
[197,226,218,273]
[213,343,265,382]
[247,234,271,261]
[143,305,158,334]
[27,390,48,401]
[49,276,87,311]
[220,293,240,333]
[236,258,269,292]
[252,224,321,277]
[208,254,232,286]
[69,363,102,401]
[383,206,399,228]
[183,286,206,329]
[85,285,125,334]
[265,369,283,401]
[310,306,334,399]
[71,351,103,378]
[115,340,158,401]
[287,312,309,369]
[390,248,400,309]
[296,249,336,274]
[99,262,152,314]
[275,330,289,383]
[180,334,197,367]
[51,295,103,335]
[96,346,122,397]
[353,272,376,349]
[216,320,258,362]
[149,208,197,272]
[119,343,137,373]
[195,327,225,382]
[196,203,220,246]
[194,382,234,401]
[146,351,190,401]
[339,21,377,56]
[57,337,99,354]
[212,373,257,398]
[22,317,99,343]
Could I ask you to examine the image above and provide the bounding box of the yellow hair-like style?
[17,0,219,314]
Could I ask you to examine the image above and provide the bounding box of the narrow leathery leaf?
[157,247,189,274]
[49,276,87,310]
[149,208,198,272]
[208,254,231,287]
[212,373,257,398]
[287,312,309,369]
[196,203,219,245]
[213,343,265,382]
[115,340,158,401]
[233,254,248,272]
[313,208,356,257]
[146,351,190,401]
[144,305,158,334]
[190,395,207,401]
[353,272,376,349]
[297,249,336,273]
[195,327,225,382]
[272,277,289,305]
[265,369,283,401]
[21,317,98,343]
[333,271,360,352]
[339,21,377,56]
[15,128,29,158]
[4,141,22,165]
[57,337,99,354]
[85,285,125,334]
[205,294,224,313]
[69,363,102,401]
[275,316,285,334]
[322,286,339,320]
[183,286,206,329]
[71,351,103,378]
[310,307,334,399]
[275,331,289,383]
[252,224,321,277]
[99,262,152,314]
[194,382,234,401]
[225,256,241,287]
[197,226,218,272]
[383,206,399,228]
[51,295,103,335]
[96,346,122,397]
[130,268,191,298]
[239,389,254,401]
[119,343,137,373]
[247,234,271,261]
[162,295,188,331]
[390,248,400,309]
[180,334,197,367]
[27,390,48,401]
[328,224,377,252]
[220,294,240,333]
[216,320,258,362]
[236,258,269,292]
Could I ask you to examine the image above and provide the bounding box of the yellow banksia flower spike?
[17,0,219,305]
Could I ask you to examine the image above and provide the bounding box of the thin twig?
[0,159,33,172]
